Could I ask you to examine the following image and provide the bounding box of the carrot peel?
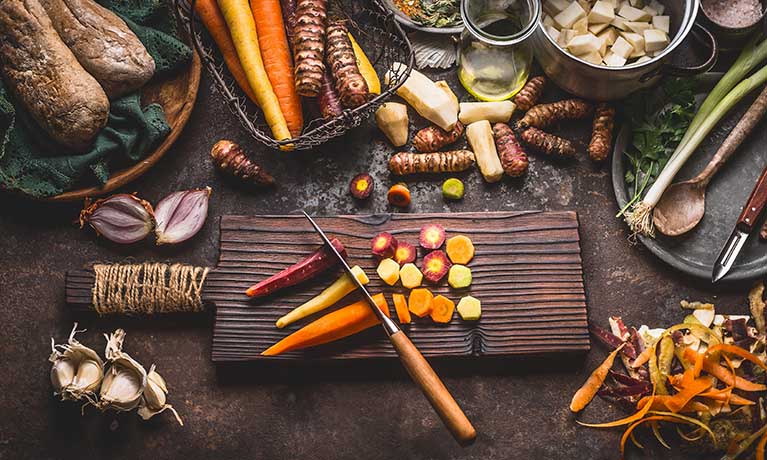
[570,344,625,413]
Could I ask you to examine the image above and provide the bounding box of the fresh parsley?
[617,78,696,217]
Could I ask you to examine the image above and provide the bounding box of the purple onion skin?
[80,194,154,244]
[154,187,211,245]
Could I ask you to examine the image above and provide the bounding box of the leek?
[626,42,767,236]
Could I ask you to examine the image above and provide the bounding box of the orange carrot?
[251,0,303,137]
[570,343,624,413]
[707,344,767,371]
[636,396,709,413]
[408,288,434,318]
[699,390,755,406]
[261,293,389,356]
[658,372,713,413]
[683,347,767,392]
[757,428,767,460]
[195,0,258,103]
[430,295,455,323]
[393,293,411,324]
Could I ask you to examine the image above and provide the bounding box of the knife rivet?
[746,218,751,223]
[752,207,757,212]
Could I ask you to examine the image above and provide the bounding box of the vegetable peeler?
[302,211,477,446]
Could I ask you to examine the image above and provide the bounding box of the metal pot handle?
[639,23,718,83]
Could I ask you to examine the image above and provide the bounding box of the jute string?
[92,263,209,315]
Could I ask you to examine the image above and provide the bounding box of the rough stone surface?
[0,71,753,460]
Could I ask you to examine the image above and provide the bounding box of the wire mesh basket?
[175,0,415,150]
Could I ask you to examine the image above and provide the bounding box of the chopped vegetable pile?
[571,283,767,459]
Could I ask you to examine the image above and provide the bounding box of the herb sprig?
[617,78,696,217]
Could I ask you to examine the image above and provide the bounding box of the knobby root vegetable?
[375,102,409,147]
[492,123,528,177]
[388,150,475,175]
[318,70,343,119]
[435,80,459,109]
[458,101,515,125]
[466,120,504,183]
[412,122,464,153]
[262,293,390,355]
[218,0,292,146]
[570,343,625,412]
[384,63,457,131]
[513,76,546,111]
[210,140,275,186]
[293,0,327,97]
[326,21,369,108]
[348,32,380,94]
[517,99,594,129]
[195,0,257,103]
[519,127,576,158]
[588,103,615,162]
[251,0,303,137]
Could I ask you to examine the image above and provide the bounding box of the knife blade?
[712,165,767,283]
[301,211,477,446]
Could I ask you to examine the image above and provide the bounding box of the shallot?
[79,194,155,244]
[154,187,212,245]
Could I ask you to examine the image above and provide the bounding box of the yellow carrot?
[348,32,380,94]
[217,0,293,149]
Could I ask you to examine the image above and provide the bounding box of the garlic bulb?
[49,324,104,401]
[138,365,183,425]
[98,329,146,412]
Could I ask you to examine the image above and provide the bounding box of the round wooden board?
[45,49,202,203]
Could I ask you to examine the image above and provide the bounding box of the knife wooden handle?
[737,166,767,233]
[389,330,477,446]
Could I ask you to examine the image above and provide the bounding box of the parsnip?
[459,101,516,125]
[375,102,409,147]
[384,63,457,131]
[466,120,504,183]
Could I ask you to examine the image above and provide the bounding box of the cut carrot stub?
[408,288,434,317]
[377,258,400,286]
[430,295,455,323]
[446,235,475,264]
[399,263,423,289]
[262,293,390,356]
[393,293,411,324]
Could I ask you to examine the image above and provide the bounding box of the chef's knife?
[302,211,477,446]
[712,165,767,283]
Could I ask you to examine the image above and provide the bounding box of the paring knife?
[712,165,767,283]
[302,211,477,446]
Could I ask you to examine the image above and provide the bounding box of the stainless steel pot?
[532,0,718,100]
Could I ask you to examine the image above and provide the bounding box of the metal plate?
[379,0,464,34]
[612,73,767,282]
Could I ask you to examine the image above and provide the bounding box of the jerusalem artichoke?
[210,140,275,186]
[588,103,615,162]
[513,76,546,111]
[412,122,464,152]
[388,150,475,175]
[519,127,576,158]
[293,0,328,97]
[466,120,504,183]
[384,63,457,131]
[492,123,528,177]
[459,101,516,125]
[517,99,593,129]
[375,103,409,147]
[326,21,369,108]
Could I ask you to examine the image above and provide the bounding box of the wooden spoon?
[654,85,767,236]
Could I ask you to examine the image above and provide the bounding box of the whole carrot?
[251,0,304,137]
[218,0,292,148]
[570,343,624,412]
[194,0,258,104]
[261,293,390,356]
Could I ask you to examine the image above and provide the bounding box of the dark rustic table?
[0,69,755,460]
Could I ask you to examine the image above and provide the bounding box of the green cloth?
[0,0,192,198]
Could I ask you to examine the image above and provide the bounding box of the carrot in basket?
[261,293,390,356]
[251,0,304,137]
[195,0,258,104]
[217,0,292,149]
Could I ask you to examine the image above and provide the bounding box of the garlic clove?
[49,324,104,401]
[154,187,211,245]
[137,365,182,425]
[98,329,146,412]
[79,194,155,244]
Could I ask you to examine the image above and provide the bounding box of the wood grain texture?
[208,212,589,361]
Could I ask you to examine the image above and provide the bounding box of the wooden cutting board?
[208,212,589,361]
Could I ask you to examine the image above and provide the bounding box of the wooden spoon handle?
[389,330,477,446]
[696,84,767,185]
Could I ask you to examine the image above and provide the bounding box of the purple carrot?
[318,70,343,120]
